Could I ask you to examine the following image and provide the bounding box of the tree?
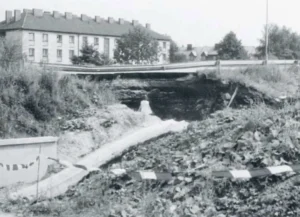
[0,37,24,70]
[114,27,160,64]
[256,24,300,60]
[71,44,112,66]
[215,31,248,60]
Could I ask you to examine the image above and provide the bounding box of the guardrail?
[45,60,297,73]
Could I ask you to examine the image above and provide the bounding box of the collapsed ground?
[2,64,300,217]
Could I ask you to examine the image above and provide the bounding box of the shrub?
[71,44,113,66]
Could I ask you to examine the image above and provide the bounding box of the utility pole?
[265,0,269,64]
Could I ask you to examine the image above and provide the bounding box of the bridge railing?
[37,59,298,73]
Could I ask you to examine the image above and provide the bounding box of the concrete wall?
[0,137,58,187]
[5,30,170,65]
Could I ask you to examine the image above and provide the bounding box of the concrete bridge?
[49,60,296,76]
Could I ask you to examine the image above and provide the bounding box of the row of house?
[177,45,257,61]
[0,9,171,65]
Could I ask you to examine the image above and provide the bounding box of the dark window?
[29,48,35,57]
[104,38,110,57]
[57,35,62,43]
[69,36,75,44]
[42,49,48,57]
[29,33,35,41]
[94,37,99,45]
[69,50,75,58]
[43,34,48,42]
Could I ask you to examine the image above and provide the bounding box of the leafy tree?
[215,31,249,60]
[256,24,300,60]
[0,38,24,70]
[114,27,160,64]
[71,44,112,66]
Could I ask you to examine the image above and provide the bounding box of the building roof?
[0,10,170,41]
[177,46,218,61]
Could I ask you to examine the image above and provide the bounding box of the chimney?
[23,9,32,14]
[132,20,138,26]
[95,16,102,23]
[53,11,60,18]
[65,12,72,20]
[187,44,193,51]
[33,9,43,17]
[108,17,114,24]
[119,18,124,24]
[14,10,21,21]
[146,23,151,29]
[5,11,12,23]
[81,14,88,21]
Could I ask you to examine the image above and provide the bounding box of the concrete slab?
[9,119,188,201]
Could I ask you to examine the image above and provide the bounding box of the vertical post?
[36,144,42,201]
[216,59,221,75]
[265,0,269,65]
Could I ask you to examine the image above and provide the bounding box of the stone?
[224,93,231,100]
[253,131,261,141]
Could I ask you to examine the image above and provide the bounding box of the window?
[69,50,75,58]
[163,54,167,61]
[57,35,62,43]
[94,37,99,45]
[104,38,110,57]
[42,34,48,42]
[163,42,166,49]
[83,36,88,45]
[29,48,35,57]
[42,49,48,57]
[69,36,75,44]
[29,33,35,41]
[57,49,62,61]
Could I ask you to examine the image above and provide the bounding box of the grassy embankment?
[3,64,300,217]
[0,65,118,139]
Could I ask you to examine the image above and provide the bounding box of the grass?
[0,65,118,138]
[198,64,300,99]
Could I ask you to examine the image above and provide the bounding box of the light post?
[265,0,269,64]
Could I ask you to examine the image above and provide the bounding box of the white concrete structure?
[0,137,58,187]
[0,9,170,65]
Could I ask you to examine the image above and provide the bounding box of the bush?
[71,44,113,66]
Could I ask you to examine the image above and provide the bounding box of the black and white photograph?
[1,0,300,216]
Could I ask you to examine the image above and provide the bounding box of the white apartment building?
[0,9,171,65]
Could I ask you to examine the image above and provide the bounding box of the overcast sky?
[1,0,299,47]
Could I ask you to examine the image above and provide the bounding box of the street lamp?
[265,0,269,64]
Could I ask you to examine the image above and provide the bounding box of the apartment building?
[0,9,171,65]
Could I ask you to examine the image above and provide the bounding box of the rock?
[271,129,279,138]
[224,93,231,100]
[253,131,261,141]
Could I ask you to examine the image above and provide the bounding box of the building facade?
[0,9,171,65]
